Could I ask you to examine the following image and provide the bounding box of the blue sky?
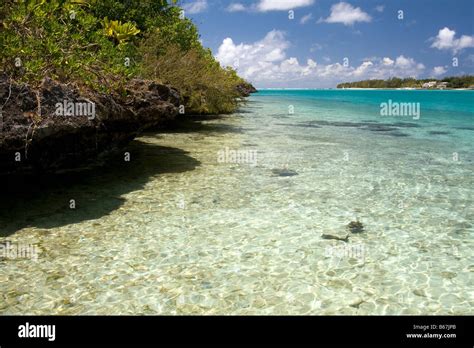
[180,0,474,88]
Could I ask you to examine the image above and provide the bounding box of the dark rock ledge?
[0,76,180,175]
[236,82,258,97]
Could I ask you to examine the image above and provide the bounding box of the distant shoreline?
[338,87,474,90]
[336,76,474,90]
[256,88,474,91]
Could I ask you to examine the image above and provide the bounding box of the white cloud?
[432,66,447,76]
[182,0,208,14]
[321,2,371,26]
[310,43,323,52]
[391,55,425,75]
[431,27,474,53]
[300,13,313,24]
[395,55,414,68]
[216,30,289,68]
[257,0,314,12]
[215,31,425,88]
[375,5,385,13]
[353,61,374,76]
[226,3,246,12]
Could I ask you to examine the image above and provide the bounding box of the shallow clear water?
[1,90,473,315]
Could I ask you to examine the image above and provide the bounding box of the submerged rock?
[271,168,298,177]
[413,289,427,297]
[308,120,363,127]
[321,234,349,242]
[390,122,420,128]
[453,126,474,131]
[429,130,450,135]
[347,220,364,233]
[0,76,180,175]
[386,131,409,137]
[287,122,322,129]
[365,125,398,132]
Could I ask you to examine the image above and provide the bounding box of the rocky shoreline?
[236,82,258,97]
[0,76,255,175]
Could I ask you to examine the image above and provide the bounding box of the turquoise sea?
[0,90,473,314]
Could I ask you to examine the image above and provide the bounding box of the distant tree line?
[336,76,474,89]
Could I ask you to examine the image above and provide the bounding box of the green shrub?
[138,31,245,114]
[1,0,251,113]
[102,17,140,46]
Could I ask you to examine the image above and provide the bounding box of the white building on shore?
[422,81,438,89]
[437,82,449,89]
